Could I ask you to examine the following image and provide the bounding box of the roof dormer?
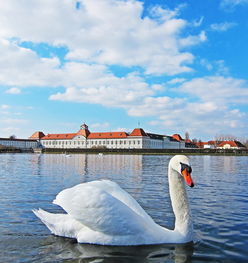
[77,123,90,138]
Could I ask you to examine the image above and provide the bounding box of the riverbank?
[1,147,247,155]
[42,147,248,156]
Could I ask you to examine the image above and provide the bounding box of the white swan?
[33,155,194,245]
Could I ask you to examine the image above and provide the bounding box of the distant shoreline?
[1,147,247,156]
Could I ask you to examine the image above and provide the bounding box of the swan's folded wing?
[53,184,147,236]
[84,180,155,225]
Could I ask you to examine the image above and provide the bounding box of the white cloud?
[221,0,248,9]
[148,3,187,21]
[1,104,11,109]
[91,122,110,130]
[0,39,62,87]
[5,87,21,94]
[49,64,155,108]
[179,31,207,48]
[210,22,237,32]
[0,0,205,77]
[1,118,28,124]
[178,76,248,104]
[192,16,204,27]
[0,0,246,140]
[167,78,187,85]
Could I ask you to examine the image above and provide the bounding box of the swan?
[33,155,194,245]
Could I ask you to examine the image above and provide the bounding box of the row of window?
[42,139,142,146]
[0,140,38,148]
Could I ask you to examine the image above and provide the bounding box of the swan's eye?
[180,162,192,174]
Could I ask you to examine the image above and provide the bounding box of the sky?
[0,0,248,141]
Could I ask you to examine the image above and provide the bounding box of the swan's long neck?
[168,165,193,241]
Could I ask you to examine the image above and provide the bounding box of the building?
[31,123,185,150]
[0,137,39,150]
[217,141,246,149]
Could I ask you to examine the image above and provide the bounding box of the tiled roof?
[77,128,90,137]
[29,131,45,139]
[42,133,77,140]
[172,134,183,141]
[88,132,128,139]
[207,140,217,145]
[217,141,245,148]
[129,128,147,137]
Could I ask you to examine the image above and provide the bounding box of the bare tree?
[214,134,237,142]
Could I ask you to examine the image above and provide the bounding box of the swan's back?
[54,180,157,229]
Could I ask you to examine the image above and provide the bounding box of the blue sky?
[0,0,248,141]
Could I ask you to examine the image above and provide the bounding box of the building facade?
[216,141,246,149]
[30,123,185,150]
[0,137,39,149]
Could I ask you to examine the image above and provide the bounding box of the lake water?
[0,153,247,263]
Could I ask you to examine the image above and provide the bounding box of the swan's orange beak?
[182,168,194,188]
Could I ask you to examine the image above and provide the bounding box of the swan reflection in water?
[40,236,194,263]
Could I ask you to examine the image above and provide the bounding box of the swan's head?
[169,155,194,188]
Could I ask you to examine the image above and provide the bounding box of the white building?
[30,123,185,150]
[0,137,39,149]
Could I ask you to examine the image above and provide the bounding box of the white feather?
[33,155,194,245]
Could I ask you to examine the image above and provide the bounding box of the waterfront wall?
[43,147,248,155]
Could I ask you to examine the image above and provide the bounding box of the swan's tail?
[33,208,83,239]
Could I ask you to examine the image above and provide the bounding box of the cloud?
[178,76,248,104]
[0,39,62,87]
[91,122,110,130]
[192,16,204,27]
[1,118,29,124]
[49,65,155,108]
[5,87,21,94]
[1,104,11,109]
[210,22,237,31]
[0,0,246,140]
[179,31,207,48]
[124,76,248,139]
[0,0,205,77]
[167,78,187,85]
[220,0,248,9]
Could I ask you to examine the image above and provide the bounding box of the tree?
[9,135,16,139]
[214,134,237,142]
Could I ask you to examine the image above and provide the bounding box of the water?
[0,153,247,262]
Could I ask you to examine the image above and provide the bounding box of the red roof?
[77,128,90,137]
[172,134,183,141]
[88,132,128,139]
[129,128,147,137]
[207,140,217,145]
[29,131,45,139]
[217,141,244,148]
[42,133,77,140]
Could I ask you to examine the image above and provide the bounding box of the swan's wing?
[83,180,155,225]
[53,183,148,235]
[33,208,83,238]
